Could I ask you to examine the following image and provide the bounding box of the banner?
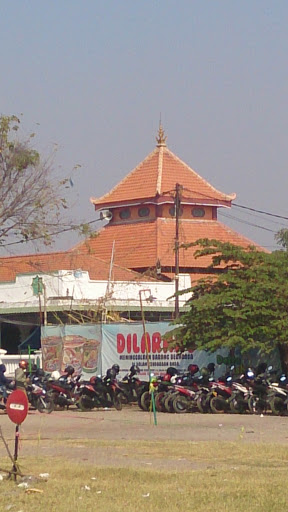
[101,322,229,379]
[41,325,102,379]
[41,322,280,381]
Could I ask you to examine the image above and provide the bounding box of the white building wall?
[0,270,192,311]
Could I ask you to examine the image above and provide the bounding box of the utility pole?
[174,183,183,319]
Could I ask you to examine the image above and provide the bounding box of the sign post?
[139,289,157,426]
[6,390,29,480]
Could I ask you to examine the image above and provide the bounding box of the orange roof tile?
[72,218,265,271]
[0,251,155,283]
[91,145,236,209]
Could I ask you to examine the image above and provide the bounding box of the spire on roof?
[156,123,167,147]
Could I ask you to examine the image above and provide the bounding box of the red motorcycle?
[78,368,122,411]
[168,383,199,413]
[46,365,82,410]
[206,376,233,413]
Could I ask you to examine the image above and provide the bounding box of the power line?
[233,203,288,221]
[183,186,288,222]
[1,185,288,250]
[220,211,277,234]
[0,217,103,248]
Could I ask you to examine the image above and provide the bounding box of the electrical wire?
[1,185,288,250]
[219,211,277,234]
[233,203,288,221]
[0,217,103,248]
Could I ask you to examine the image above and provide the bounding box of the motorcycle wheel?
[36,396,54,414]
[117,391,130,406]
[113,396,122,411]
[210,396,227,414]
[229,397,247,414]
[155,391,167,412]
[50,392,66,411]
[140,391,151,411]
[172,395,189,413]
[248,396,266,415]
[196,394,209,413]
[164,393,176,413]
[78,394,94,412]
[269,396,287,416]
[196,394,210,413]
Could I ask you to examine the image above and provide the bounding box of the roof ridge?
[90,147,160,205]
[156,145,164,194]
[0,249,70,263]
[163,146,236,201]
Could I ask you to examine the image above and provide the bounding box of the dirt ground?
[1,407,288,470]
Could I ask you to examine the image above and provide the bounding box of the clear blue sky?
[2,1,288,253]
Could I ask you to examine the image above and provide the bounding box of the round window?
[169,206,183,217]
[138,207,150,218]
[119,208,131,220]
[192,208,205,218]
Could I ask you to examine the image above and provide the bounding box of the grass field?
[1,440,288,512]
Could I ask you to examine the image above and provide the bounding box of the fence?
[0,350,42,376]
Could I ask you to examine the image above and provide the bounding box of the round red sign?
[6,390,29,425]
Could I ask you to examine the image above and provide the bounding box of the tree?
[275,228,288,250]
[0,115,88,249]
[169,239,288,371]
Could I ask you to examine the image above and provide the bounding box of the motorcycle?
[247,366,274,414]
[206,376,233,413]
[151,367,197,413]
[171,365,214,414]
[0,384,13,410]
[267,374,288,416]
[228,371,254,414]
[196,380,213,413]
[0,376,54,414]
[169,384,199,413]
[46,368,82,410]
[78,369,123,411]
[27,382,54,414]
[117,364,144,405]
[139,367,183,412]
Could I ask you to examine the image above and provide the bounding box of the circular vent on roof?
[138,206,150,217]
[192,208,205,218]
[119,208,131,220]
[169,206,183,217]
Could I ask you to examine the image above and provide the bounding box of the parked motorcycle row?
[1,361,288,416]
[136,363,288,416]
[0,363,125,414]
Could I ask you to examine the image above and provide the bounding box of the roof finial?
[156,116,167,147]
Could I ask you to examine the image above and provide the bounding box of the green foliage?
[171,240,288,358]
[275,228,288,250]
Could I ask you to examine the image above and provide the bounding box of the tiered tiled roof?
[0,251,155,283]
[91,137,236,209]
[77,127,264,276]
[72,218,263,273]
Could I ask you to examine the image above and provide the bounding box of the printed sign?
[41,325,102,378]
[42,322,230,379]
[6,390,29,425]
[42,323,281,381]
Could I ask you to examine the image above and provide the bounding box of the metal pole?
[139,290,151,375]
[174,183,182,319]
[139,289,157,426]
[43,282,47,326]
[12,425,20,480]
